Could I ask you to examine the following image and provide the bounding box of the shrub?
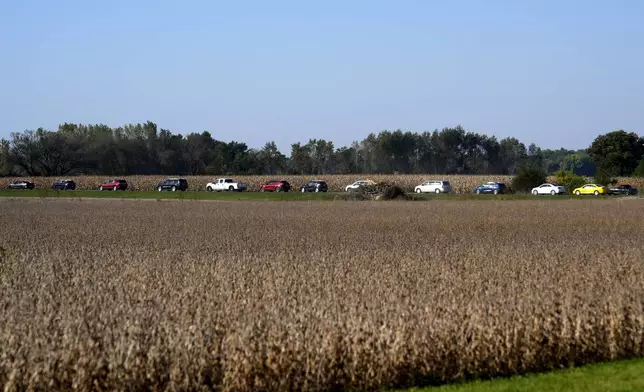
[554,169,586,194]
[594,167,616,186]
[379,185,408,200]
[511,165,547,193]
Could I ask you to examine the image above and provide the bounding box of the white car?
[345,180,371,192]
[531,183,566,195]
[414,180,452,194]
[206,178,248,192]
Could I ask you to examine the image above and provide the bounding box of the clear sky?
[1,0,643,152]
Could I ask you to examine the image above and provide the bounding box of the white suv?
[414,180,452,194]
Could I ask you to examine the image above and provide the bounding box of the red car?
[99,179,128,191]
[259,180,291,192]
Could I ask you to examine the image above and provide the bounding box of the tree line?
[0,122,642,177]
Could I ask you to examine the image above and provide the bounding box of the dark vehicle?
[300,180,328,193]
[99,179,128,191]
[8,180,35,190]
[474,182,508,195]
[51,179,76,190]
[156,178,188,192]
[260,180,291,192]
[608,184,638,196]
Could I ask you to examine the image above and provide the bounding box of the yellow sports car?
[572,184,608,196]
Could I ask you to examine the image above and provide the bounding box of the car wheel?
[276,187,281,192]
[550,190,556,195]
[315,188,319,193]
[228,186,234,192]
[260,187,264,192]
[494,189,499,195]
[594,190,599,196]
[532,190,538,195]
[206,186,212,192]
[301,188,306,193]
[435,188,441,194]
[415,188,422,194]
[99,186,104,191]
[476,189,481,194]
[171,186,176,192]
[575,190,581,196]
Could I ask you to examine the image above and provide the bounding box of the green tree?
[0,139,11,176]
[511,165,547,193]
[499,137,527,175]
[587,130,644,176]
[257,141,287,174]
[289,142,313,174]
[561,153,583,173]
[594,166,615,186]
[634,159,644,177]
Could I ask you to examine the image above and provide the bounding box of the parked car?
[345,180,373,192]
[206,178,248,192]
[260,180,291,192]
[51,179,76,190]
[474,182,508,195]
[99,179,128,191]
[300,180,328,193]
[8,180,35,190]
[572,184,608,196]
[531,183,566,195]
[414,180,452,194]
[156,178,188,192]
[608,184,638,196]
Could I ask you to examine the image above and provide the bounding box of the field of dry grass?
[3,174,644,193]
[1,198,644,391]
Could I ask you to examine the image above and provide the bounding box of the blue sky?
[1,0,642,152]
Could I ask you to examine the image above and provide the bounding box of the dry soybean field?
[1,198,644,391]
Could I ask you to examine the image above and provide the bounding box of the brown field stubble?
[3,174,644,193]
[1,199,644,391]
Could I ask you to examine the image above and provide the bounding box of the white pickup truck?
[206,178,248,192]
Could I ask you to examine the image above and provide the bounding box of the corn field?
[1,198,644,391]
[2,174,644,193]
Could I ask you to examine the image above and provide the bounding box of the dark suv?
[156,178,188,192]
[51,179,76,190]
[300,180,328,193]
[473,182,508,195]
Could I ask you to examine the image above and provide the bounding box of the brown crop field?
[1,198,644,391]
[3,174,644,194]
